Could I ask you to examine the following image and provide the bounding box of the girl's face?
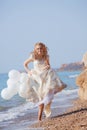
[35,45,43,55]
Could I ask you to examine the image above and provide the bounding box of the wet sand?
[29,98,87,130]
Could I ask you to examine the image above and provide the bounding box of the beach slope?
[30,99,87,130]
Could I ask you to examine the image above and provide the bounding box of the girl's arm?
[43,56,50,70]
[24,57,33,73]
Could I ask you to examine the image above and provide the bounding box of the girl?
[24,42,67,121]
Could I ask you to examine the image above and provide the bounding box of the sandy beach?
[29,98,87,130]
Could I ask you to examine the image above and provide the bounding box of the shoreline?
[29,98,87,130]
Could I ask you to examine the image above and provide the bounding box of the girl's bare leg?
[38,103,44,121]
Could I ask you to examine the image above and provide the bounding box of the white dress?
[1,54,66,117]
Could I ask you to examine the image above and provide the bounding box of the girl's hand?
[43,65,50,70]
[28,70,32,75]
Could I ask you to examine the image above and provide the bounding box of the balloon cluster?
[1,70,30,100]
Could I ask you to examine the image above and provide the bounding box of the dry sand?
[29,98,87,130]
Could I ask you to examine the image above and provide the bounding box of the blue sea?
[0,71,81,130]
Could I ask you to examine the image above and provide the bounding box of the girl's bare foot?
[62,83,67,89]
[54,83,67,94]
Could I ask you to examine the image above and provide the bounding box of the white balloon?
[7,79,17,87]
[18,83,30,98]
[1,88,13,100]
[7,83,19,95]
[8,70,20,81]
[20,73,29,83]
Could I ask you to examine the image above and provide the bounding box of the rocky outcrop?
[76,69,87,100]
[57,62,84,71]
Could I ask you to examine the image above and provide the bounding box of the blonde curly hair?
[32,42,48,60]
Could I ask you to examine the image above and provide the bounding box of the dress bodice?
[29,53,47,72]
[33,59,46,71]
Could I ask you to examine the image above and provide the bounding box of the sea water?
[0,71,81,130]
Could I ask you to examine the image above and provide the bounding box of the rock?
[57,62,83,71]
[76,69,87,100]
